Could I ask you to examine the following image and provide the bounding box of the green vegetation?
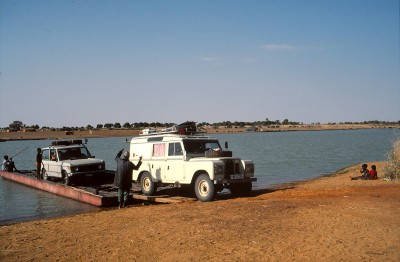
[383,137,400,181]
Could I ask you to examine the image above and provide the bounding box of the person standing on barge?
[36,148,43,179]
[114,149,142,208]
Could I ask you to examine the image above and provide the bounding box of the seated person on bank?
[350,163,369,180]
[369,165,378,180]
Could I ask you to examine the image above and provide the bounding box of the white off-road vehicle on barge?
[129,133,256,202]
[41,140,106,185]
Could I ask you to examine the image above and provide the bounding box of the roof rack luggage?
[139,121,206,136]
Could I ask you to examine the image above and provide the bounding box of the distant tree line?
[2,119,399,131]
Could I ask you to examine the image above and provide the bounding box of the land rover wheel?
[230,182,252,197]
[194,174,215,202]
[141,172,156,195]
[62,171,70,186]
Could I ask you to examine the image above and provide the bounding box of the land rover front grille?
[224,160,241,178]
[75,164,104,172]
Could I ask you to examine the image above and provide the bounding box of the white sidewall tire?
[194,174,215,202]
[141,172,156,195]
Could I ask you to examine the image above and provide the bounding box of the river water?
[0,128,397,225]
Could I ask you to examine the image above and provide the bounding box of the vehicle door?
[151,143,166,182]
[41,149,51,175]
[48,149,62,177]
[166,142,184,181]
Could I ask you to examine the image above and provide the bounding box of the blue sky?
[0,0,399,127]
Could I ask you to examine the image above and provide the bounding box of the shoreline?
[1,161,399,261]
[1,124,398,141]
[0,164,353,226]
[0,161,387,222]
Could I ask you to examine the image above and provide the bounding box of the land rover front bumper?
[213,177,257,185]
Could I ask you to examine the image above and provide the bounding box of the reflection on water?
[0,128,397,224]
[0,177,99,225]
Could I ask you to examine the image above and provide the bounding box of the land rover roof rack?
[139,121,206,136]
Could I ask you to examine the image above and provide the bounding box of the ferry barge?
[0,170,197,206]
[0,170,118,207]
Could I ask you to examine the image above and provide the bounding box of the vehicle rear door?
[166,142,184,181]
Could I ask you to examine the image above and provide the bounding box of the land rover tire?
[140,172,156,195]
[194,174,215,202]
[230,182,252,197]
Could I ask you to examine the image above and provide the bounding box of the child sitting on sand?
[369,165,378,180]
[350,163,370,180]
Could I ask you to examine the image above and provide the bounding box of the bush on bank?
[383,138,400,181]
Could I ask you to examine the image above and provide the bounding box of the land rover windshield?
[182,139,221,155]
[57,147,92,161]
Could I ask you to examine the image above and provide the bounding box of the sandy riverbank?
[0,124,398,141]
[1,162,399,261]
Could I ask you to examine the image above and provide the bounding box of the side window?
[168,143,174,156]
[42,149,50,161]
[175,143,183,156]
[153,143,165,157]
[58,149,67,160]
[168,143,183,156]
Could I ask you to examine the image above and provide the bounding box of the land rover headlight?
[214,164,224,175]
[98,164,103,170]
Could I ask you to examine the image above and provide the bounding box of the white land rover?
[41,140,106,185]
[130,134,256,202]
